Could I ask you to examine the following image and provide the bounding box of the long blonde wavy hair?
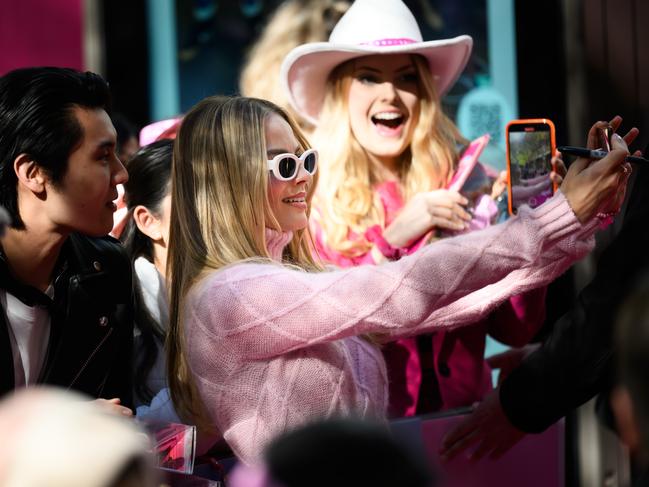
[311,54,466,257]
[166,96,322,429]
[240,0,350,131]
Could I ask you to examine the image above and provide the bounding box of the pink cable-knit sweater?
[184,192,596,464]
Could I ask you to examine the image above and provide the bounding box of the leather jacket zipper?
[67,327,113,389]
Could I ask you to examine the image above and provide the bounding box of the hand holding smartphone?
[506,119,557,215]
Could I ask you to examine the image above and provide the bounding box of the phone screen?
[507,121,555,215]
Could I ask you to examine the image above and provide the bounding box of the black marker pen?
[557,146,648,164]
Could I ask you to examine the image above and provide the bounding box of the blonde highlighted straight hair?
[167,96,322,429]
[240,0,350,130]
[311,55,466,257]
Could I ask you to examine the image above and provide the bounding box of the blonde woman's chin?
[276,213,309,233]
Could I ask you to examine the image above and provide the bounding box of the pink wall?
[0,0,84,75]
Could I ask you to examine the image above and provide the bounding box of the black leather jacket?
[0,233,134,408]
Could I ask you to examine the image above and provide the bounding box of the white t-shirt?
[0,287,53,387]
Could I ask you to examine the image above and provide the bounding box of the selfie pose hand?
[559,119,635,222]
[383,189,471,248]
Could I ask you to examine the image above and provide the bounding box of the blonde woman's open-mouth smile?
[371,110,407,138]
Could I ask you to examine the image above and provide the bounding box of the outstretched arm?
[193,192,594,360]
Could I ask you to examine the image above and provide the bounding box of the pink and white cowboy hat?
[281,0,473,125]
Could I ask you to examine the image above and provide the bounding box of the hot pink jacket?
[311,181,547,415]
[184,193,596,464]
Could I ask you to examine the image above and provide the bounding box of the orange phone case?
[505,118,557,216]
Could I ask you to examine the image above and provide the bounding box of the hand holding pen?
[558,116,644,164]
[558,147,648,164]
[559,117,635,221]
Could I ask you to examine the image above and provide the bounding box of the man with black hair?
[0,67,133,411]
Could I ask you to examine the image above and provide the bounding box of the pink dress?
[311,181,547,416]
[184,193,596,464]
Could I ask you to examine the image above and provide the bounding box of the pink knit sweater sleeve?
[190,192,596,360]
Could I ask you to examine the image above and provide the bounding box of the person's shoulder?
[56,234,133,307]
[191,260,282,300]
[67,233,129,266]
[65,234,132,294]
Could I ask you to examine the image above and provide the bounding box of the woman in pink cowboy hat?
[280,0,575,418]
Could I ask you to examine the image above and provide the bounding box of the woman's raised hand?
[560,118,638,223]
[383,189,471,248]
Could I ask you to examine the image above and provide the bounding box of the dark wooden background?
[516,0,648,152]
[582,0,648,151]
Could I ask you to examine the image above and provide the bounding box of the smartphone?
[447,134,490,193]
[506,119,556,215]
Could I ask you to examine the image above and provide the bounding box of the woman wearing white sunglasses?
[166,95,630,465]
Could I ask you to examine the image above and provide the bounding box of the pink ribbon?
[360,38,418,47]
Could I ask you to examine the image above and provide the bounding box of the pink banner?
[0,0,84,75]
